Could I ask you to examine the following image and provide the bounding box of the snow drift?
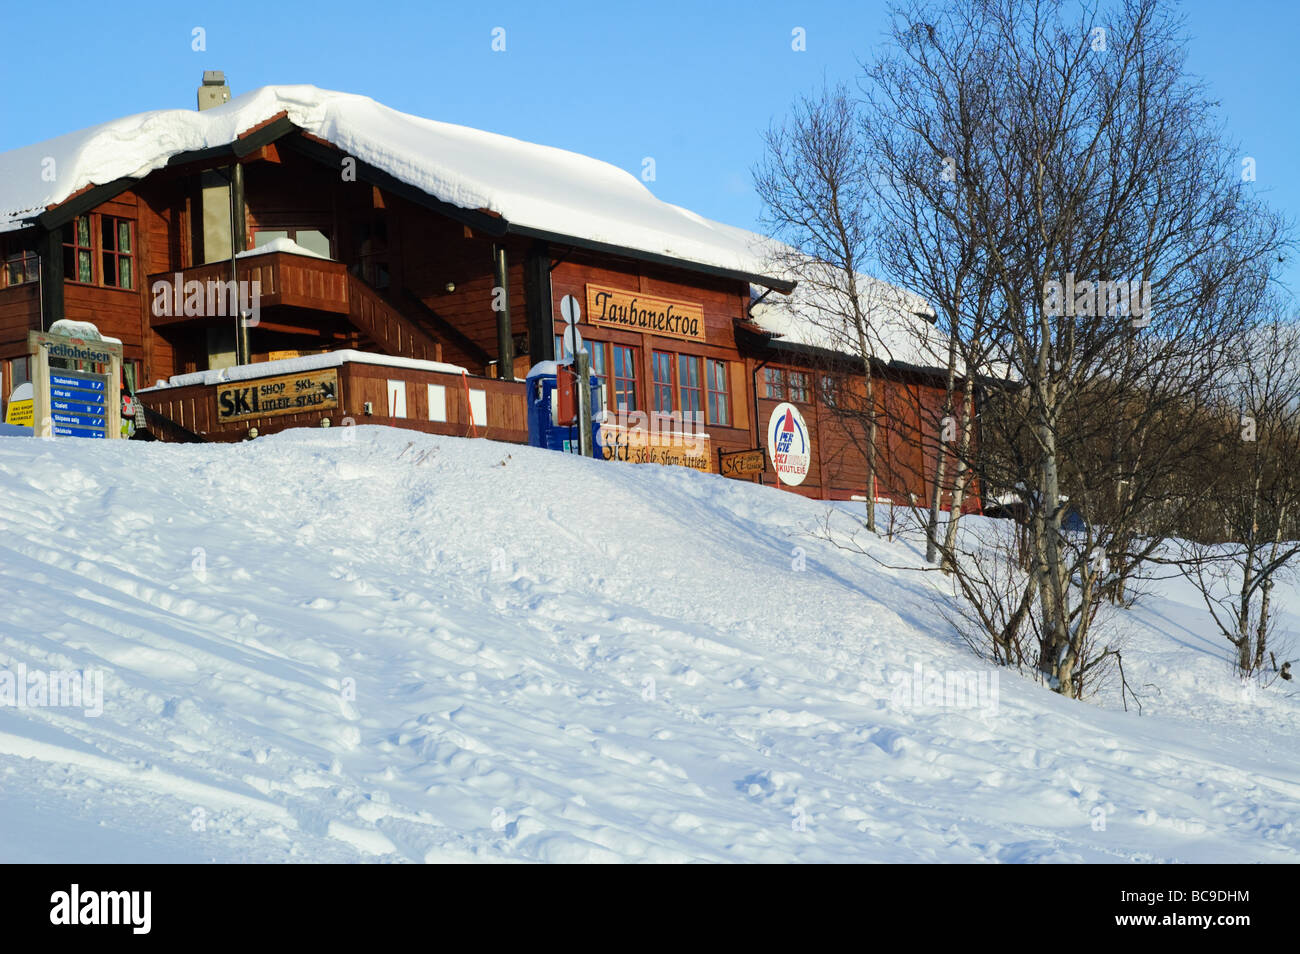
[0,427,1297,862]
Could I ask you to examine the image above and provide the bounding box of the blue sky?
[3,0,1295,293]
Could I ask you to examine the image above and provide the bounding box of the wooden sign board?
[217,368,339,423]
[585,284,705,342]
[598,423,713,472]
[718,447,766,479]
[28,330,122,440]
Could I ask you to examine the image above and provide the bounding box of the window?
[386,380,407,418]
[353,215,390,289]
[706,359,730,426]
[253,227,332,259]
[100,216,134,289]
[557,336,609,408]
[60,214,137,288]
[612,344,638,412]
[63,216,94,284]
[120,359,140,395]
[8,356,31,395]
[678,354,702,422]
[589,341,609,408]
[764,368,810,403]
[819,374,840,408]
[427,384,447,422]
[652,351,674,414]
[468,388,487,427]
[788,371,809,403]
[764,367,785,400]
[2,238,38,287]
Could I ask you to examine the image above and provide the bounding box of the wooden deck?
[137,354,528,444]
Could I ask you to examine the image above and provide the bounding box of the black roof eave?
[506,224,795,294]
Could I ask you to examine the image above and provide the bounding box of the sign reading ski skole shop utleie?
[767,402,811,486]
[217,368,339,423]
[718,447,765,479]
[27,330,122,439]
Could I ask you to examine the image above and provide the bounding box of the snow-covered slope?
[0,428,1296,862]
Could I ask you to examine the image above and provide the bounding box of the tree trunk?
[941,380,976,571]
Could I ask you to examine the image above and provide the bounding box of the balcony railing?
[148,251,441,362]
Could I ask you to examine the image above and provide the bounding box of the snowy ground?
[0,427,1296,863]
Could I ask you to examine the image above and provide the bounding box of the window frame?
[652,350,675,415]
[1,237,39,288]
[588,341,609,409]
[677,353,703,423]
[99,215,135,290]
[60,213,141,290]
[706,358,730,426]
[7,355,31,392]
[764,366,786,400]
[251,225,334,259]
[787,370,810,404]
[818,374,840,408]
[611,343,639,413]
[63,215,96,285]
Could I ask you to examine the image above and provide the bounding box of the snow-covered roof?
[140,348,467,391]
[0,85,784,287]
[47,319,123,346]
[739,254,954,374]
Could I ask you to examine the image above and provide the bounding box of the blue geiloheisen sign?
[49,369,109,438]
[28,329,122,440]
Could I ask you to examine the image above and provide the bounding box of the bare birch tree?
[759,0,1289,698]
[754,85,885,531]
[872,0,1287,696]
[1180,316,1300,676]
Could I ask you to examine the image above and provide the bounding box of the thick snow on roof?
[140,348,467,391]
[236,237,329,260]
[0,85,780,284]
[722,241,952,372]
[47,319,123,346]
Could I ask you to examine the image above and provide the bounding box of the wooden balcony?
[148,251,441,362]
[137,355,527,444]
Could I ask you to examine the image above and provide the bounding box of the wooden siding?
[1,137,979,510]
[0,285,39,359]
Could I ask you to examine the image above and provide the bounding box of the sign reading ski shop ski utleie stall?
[216,369,339,423]
[28,330,122,439]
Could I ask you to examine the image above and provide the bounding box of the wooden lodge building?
[0,75,975,508]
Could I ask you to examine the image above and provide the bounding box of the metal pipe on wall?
[492,244,515,381]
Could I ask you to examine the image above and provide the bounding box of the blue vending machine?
[526,360,604,457]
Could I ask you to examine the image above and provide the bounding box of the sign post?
[28,330,122,439]
[574,349,592,458]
